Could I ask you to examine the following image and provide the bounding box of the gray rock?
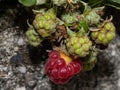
[17,66,26,73]
[15,87,26,90]
[10,53,24,65]
[27,80,37,89]
[17,38,24,46]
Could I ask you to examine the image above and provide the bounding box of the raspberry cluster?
[45,50,82,84]
[19,0,116,84]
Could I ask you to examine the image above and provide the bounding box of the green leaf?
[78,19,88,33]
[107,0,120,4]
[105,0,120,9]
[18,0,36,7]
[88,0,103,8]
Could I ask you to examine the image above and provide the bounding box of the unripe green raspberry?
[82,51,97,71]
[91,32,99,39]
[33,15,46,29]
[26,27,42,47]
[84,10,100,25]
[33,8,59,38]
[61,12,79,25]
[104,22,115,32]
[91,22,116,45]
[66,36,92,57]
[44,9,56,20]
[106,32,115,41]
[98,33,105,42]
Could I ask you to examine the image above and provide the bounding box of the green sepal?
[80,1,91,16]
[76,27,86,37]
[67,27,76,37]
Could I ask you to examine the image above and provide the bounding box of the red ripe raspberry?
[49,50,60,59]
[70,59,82,74]
[45,50,82,84]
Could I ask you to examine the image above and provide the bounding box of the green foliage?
[87,0,120,9]
[88,0,104,7]
[78,19,88,33]
[105,0,120,9]
[18,0,36,7]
